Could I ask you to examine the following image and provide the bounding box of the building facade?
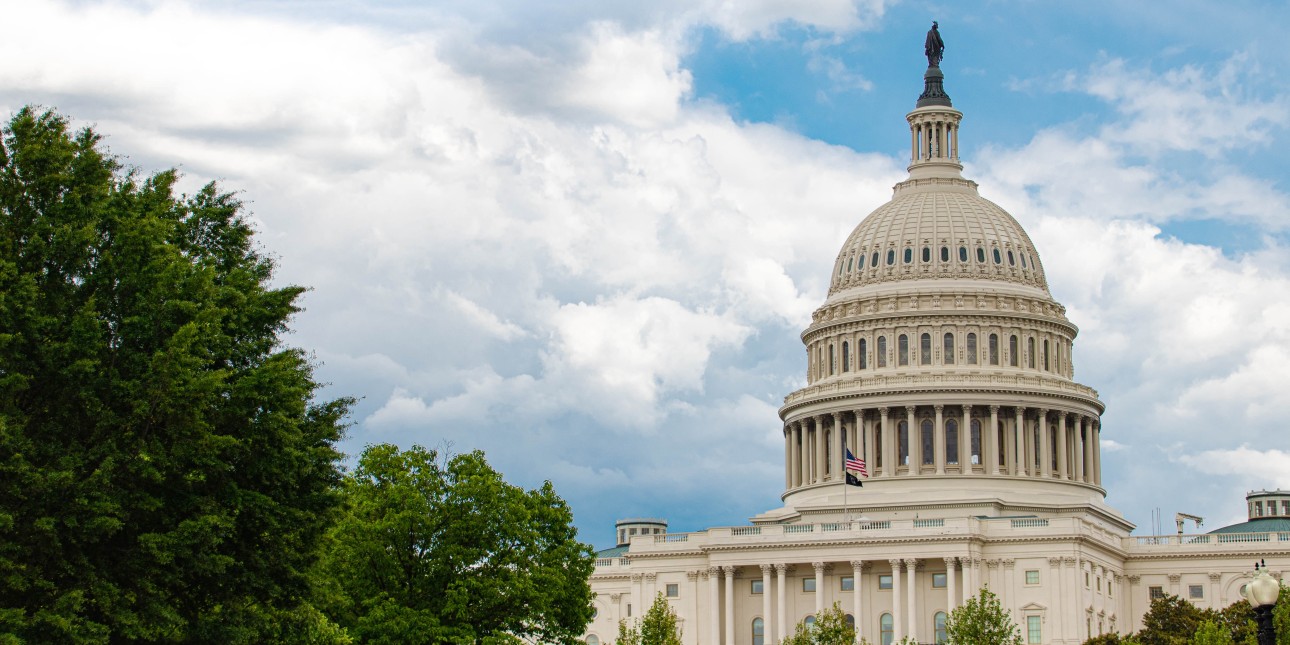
[585,57,1289,645]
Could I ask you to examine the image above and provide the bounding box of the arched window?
[877,336,888,367]
[970,418,982,465]
[1009,335,1019,367]
[987,333,998,365]
[959,246,968,262]
[898,421,909,465]
[920,333,932,365]
[587,636,600,645]
[829,344,836,375]
[752,618,765,645]
[941,246,950,262]
[922,247,931,263]
[898,335,909,366]
[935,611,948,643]
[921,419,934,465]
[842,341,850,372]
[881,613,895,645]
[1027,337,1036,368]
[1043,339,1050,371]
[904,247,913,264]
[887,249,896,265]
[944,332,955,364]
[946,418,959,465]
[859,338,868,369]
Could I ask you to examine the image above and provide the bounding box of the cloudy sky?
[5,0,1290,548]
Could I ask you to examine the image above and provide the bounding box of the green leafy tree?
[782,603,855,645]
[0,107,349,642]
[945,588,1023,645]
[317,444,595,644]
[615,594,683,645]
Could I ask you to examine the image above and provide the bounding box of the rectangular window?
[932,573,946,588]
[1149,586,1164,600]
[1027,616,1042,644]
[878,574,893,590]
[841,576,854,591]
[751,580,764,594]
[803,578,816,592]
[1025,570,1040,585]
[1190,585,1204,599]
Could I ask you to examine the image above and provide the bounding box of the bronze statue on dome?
[925,21,945,68]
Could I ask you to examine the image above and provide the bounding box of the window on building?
[921,420,934,465]
[1009,335,1019,366]
[859,338,868,369]
[879,575,893,590]
[881,613,894,645]
[803,578,816,592]
[841,576,854,591]
[946,419,959,465]
[899,334,909,365]
[944,333,955,364]
[1025,570,1040,585]
[1027,616,1042,644]
[666,583,679,598]
[1190,585,1204,599]
[877,336,887,367]
[751,580,764,594]
[753,618,765,645]
[966,332,977,364]
[935,611,949,644]
[1149,586,1164,600]
[932,573,947,588]
[842,341,850,372]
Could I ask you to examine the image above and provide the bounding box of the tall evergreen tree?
[0,107,349,642]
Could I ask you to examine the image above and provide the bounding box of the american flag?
[845,448,868,477]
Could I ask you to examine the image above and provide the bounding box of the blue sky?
[3,0,1290,549]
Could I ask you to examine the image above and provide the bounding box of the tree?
[0,107,350,642]
[317,444,595,644]
[616,594,683,645]
[782,603,855,645]
[945,588,1023,645]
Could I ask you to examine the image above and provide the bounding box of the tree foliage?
[0,107,349,642]
[317,443,595,644]
[945,588,1023,645]
[616,594,683,645]
[782,603,855,645]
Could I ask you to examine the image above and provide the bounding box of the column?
[776,564,788,643]
[960,405,972,472]
[1014,407,1027,476]
[814,416,826,484]
[989,405,1001,475]
[905,558,918,641]
[708,567,720,645]
[906,406,918,471]
[851,560,865,644]
[1093,420,1102,485]
[1038,408,1051,478]
[945,557,958,613]
[724,566,735,645]
[890,559,903,641]
[934,404,946,475]
[1074,416,1086,482]
[1057,413,1069,480]
[761,564,774,643]
[813,562,826,615]
[880,408,893,477]
[833,412,845,480]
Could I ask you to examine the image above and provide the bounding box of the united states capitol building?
[582,43,1290,645]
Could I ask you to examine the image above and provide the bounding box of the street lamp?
[1243,559,1281,645]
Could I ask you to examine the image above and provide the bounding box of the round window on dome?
[1007,250,1015,266]
[993,249,1002,264]
[886,250,895,266]
[977,247,986,263]
[871,252,879,268]
[959,246,968,262]
[904,248,913,264]
[921,247,930,263]
[941,246,950,262]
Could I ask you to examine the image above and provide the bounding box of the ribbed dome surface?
[829,178,1049,295]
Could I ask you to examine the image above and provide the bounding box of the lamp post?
[1243,560,1281,645]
